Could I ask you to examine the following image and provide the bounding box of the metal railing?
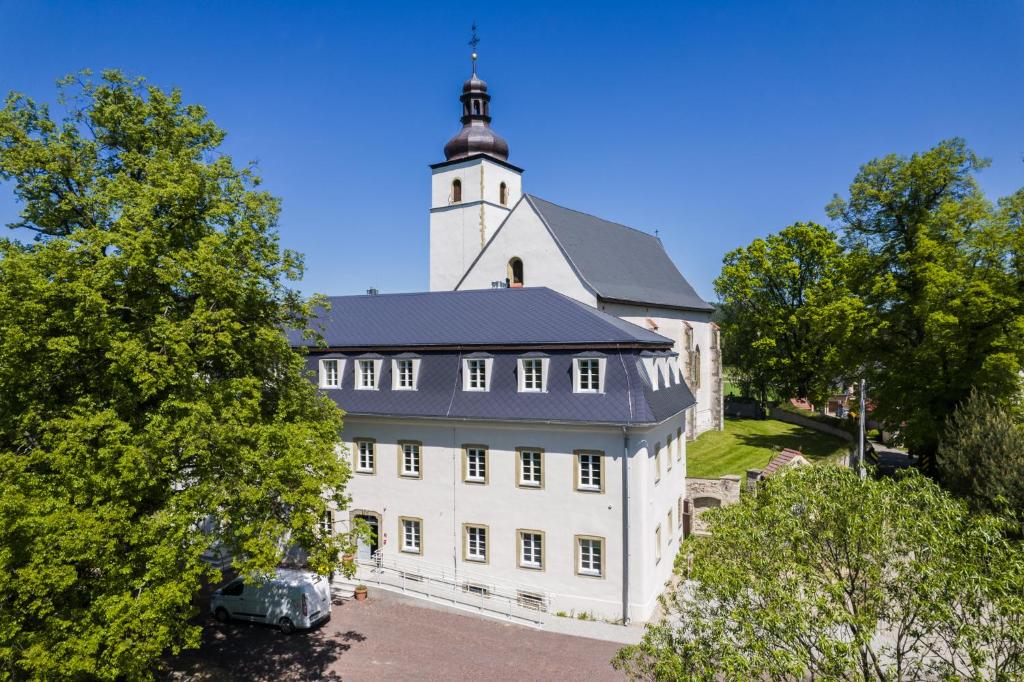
[355,550,549,626]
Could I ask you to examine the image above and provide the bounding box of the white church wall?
[600,302,722,437]
[338,415,634,620]
[627,412,688,621]
[455,202,598,303]
[429,157,522,291]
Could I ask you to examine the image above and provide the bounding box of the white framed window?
[463,357,492,391]
[463,446,487,484]
[320,510,334,536]
[356,359,381,390]
[676,427,683,461]
[400,517,422,555]
[518,530,543,570]
[319,359,342,389]
[575,451,603,492]
[463,524,488,563]
[655,525,663,562]
[518,357,547,392]
[517,448,543,488]
[392,358,419,390]
[655,442,662,483]
[576,536,603,577]
[667,510,673,538]
[354,439,375,474]
[399,441,421,478]
[666,434,674,471]
[574,357,605,393]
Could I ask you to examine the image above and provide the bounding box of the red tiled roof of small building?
[762,448,807,477]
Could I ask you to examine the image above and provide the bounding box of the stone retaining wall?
[769,407,854,442]
[685,475,741,535]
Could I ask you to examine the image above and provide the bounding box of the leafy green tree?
[0,72,355,680]
[938,390,1024,518]
[613,466,1024,681]
[828,139,1024,467]
[714,222,865,406]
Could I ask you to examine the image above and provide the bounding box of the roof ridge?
[525,194,663,241]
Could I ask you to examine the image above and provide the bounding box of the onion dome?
[443,58,510,162]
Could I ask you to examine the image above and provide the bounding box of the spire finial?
[468,21,480,75]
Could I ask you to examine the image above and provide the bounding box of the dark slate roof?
[303,349,695,426]
[286,287,672,349]
[525,195,714,312]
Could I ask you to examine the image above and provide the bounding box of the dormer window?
[319,358,343,389]
[517,355,548,392]
[356,358,381,390]
[451,178,462,203]
[574,356,606,393]
[392,356,420,391]
[463,356,491,391]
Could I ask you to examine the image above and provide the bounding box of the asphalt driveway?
[166,587,626,681]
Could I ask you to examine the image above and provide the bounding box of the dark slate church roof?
[287,287,672,349]
[525,195,714,312]
[289,288,695,426]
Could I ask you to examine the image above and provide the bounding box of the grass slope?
[687,417,850,479]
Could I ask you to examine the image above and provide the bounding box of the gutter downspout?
[621,425,630,625]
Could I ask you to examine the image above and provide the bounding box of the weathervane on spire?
[469,21,480,74]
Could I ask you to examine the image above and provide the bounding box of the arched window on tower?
[507,257,524,287]
[451,179,462,204]
[473,100,481,115]
[499,182,508,206]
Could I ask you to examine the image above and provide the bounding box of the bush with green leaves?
[613,465,1024,681]
[938,390,1024,519]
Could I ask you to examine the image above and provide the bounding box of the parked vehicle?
[210,569,332,633]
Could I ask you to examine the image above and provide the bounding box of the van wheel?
[278,617,295,634]
[214,607,229,624]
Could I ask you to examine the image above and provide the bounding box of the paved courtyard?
[167,588,627,681]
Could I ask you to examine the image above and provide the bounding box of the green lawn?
[687,417,851,479]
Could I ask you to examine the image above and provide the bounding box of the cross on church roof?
[469,21,480,73]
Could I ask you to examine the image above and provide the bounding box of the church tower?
[429,49,523,291]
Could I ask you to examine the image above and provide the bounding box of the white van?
[210,569,332,633]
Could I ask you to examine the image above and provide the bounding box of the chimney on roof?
[367,288,379,296]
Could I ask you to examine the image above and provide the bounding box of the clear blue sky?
[2,1,1022,301]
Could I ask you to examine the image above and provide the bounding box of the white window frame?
[354,439,376,474]
[355,358,382,390]
[464,524,488,563]
[320,510,334,536]
[318,358,344,389]
[400,517,422,555]
[518,530,543,570]
[517,448,543,488]
[655,525,663,563]
[391,358,420,391]
[577,536,603,577]
[575,451,604,492]
[463,446,488,484]
[574,357,606,393]
[517,357,548,393]
[399,441,421,479]
[462,357,493,392]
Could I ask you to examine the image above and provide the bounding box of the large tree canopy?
[0,72,353,680]
[613,466,1024,681]
[714,222,864,406]
[828,138,1024,464]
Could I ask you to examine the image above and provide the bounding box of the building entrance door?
[355,514,379,563]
